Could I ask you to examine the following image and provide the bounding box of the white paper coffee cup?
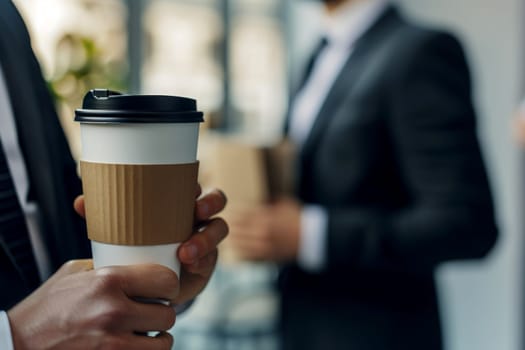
[75,89,204,276]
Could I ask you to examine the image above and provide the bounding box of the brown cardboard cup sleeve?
[80,161,199,246]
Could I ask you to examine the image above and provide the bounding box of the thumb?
[73,195,86,218]
[55,259,93,277]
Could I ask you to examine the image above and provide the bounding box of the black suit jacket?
[280,6,498,350]
[0,0,90,309]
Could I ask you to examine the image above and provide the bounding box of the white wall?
[395,1,524,349]
[290,1,524,349]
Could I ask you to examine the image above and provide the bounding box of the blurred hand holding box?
[200,134,295,264]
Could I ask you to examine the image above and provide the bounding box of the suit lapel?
[300,6,400,159]
[0,0,86,270]
[0,1,55,199]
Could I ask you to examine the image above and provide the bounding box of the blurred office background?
[12,0,524,349]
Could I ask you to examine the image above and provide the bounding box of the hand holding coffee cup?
[75,89,203,278]
[72,187,228,306]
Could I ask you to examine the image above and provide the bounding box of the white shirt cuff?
[297,205,328,272]
[0,311,14,350]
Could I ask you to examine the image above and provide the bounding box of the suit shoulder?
[393,20,466,57]
[384,20,471,80]
[363,7,467,65]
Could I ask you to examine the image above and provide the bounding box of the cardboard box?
[200,134,295,264]
[203,135,295,204]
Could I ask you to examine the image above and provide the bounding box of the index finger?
[95,264,180,301]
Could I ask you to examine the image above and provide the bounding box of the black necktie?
[0,139,40,289]
[296,37,329,94]
[284,37,329,134]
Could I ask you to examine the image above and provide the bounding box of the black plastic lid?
[74,89,204,123]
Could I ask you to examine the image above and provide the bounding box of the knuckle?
[94,267,122,291]
[97,302,129,328]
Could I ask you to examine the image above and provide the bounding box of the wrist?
[7,310,21,350]
[7,303,34,350]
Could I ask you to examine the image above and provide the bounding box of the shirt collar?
[323,0,390,49]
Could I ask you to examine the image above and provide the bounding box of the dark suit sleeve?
[326,32,498,272]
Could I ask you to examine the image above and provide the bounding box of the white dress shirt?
[0,67,50,281]
[0,311,14,350]
[0,65,49,350]
[289,0,389,271]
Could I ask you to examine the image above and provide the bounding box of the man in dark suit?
[0,1,228,349]
[230,0,498,349]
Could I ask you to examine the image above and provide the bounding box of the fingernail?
[182,244,198,262]
[217,190,227,206]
